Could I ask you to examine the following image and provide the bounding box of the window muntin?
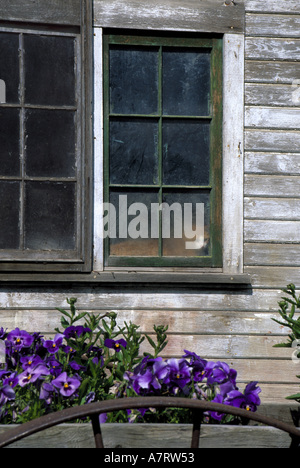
[103,33,223,268]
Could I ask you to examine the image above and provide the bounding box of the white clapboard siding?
[245,243,300,267]
[245,130,300,152]
[246,14,300,38]
[246,0,300,14]
[245,61,300,84]
[245,107,300,130]
[245,153,300,175]
[246,38,300,61]
[245,220,300,243]
[245,84,300,107]
[245,198,300,220]
[245,175,300,197]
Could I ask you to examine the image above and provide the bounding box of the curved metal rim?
[0,397,299,448]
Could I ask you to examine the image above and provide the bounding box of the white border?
[222,34,245,275]
[93,28,104,271]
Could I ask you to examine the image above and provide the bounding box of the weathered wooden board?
[245,107,300,130]
[246,266,300,289]
[245,198,300,220]
[245,243,300,267]
[245,175,300,197]
[245,130,300,152]
[0,0,81,25]
[245,61,300,84]
[93,0,245,34]
[245,84,300,107]
[245,153,300,175]
[0,288,284,311]
[246,38,300,61]
[246,13,300,38]
[245,220,300,243]
[0,423,294,449]
[246,0,300,14]
[0,308,286,336]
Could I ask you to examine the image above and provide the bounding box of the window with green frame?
[103,32,223,268]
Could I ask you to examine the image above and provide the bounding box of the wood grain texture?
[246,0,300,14]
[0,423,294,449]
[0,0,81,25]
[93,0,245,33]
[245,153,300,175]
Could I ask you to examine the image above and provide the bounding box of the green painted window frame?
[103,32,223,268]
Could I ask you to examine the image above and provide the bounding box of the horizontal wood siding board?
[245,243,300,266]
[246,13,300,38]
[245,153,300,175]
[246,266,300,289]
[246,38,300,61]
[245,175,300,198]
[245,197,300,220]
[245,220,300,243]
[0,0,81,25]
[245,107,300,130]
[245,61,300,84]
[0,309,289,336]
[93,0,245,33]
[245,84,300,107]
[0,289,286,311]
[245,130,300,153]
[245,0,300,14]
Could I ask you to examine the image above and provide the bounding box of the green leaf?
[286,393,300,401]
[145,334,156,350]
[56,308,72,319]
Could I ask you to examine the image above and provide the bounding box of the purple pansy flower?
[43,334,64,354]
[6,328,34,351]
[226,382,262,412]
[207,361,237,386]
[3,372,19,389]
[18,364,50,387]
[0,385,16,406]
[52,372,81,397]
[164,358,192,391]
[129,357,169,394]
[104,338,127,352]
[64,326,91,339]
[20,355,43,371]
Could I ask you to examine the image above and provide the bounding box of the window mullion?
[19,32,25,251]
[158,45,163,258]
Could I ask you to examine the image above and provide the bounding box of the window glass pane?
[108,190,159,257]
[0,33,20,104]
[163,49,211,116]
[0,182,20,249]
[162,120,210,186]
[24,35,76,106]
[110,119,158,185]
[110,46,159,115]
[162,191,210,257]
[0,108,20,176]
[24,182,76,250]
[25,109,76,178]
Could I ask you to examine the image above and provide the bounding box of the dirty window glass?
[104,34,222,268]
[0,30,79,257]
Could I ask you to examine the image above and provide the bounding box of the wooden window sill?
[0,271,251,286]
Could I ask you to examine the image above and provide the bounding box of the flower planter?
[0,423,293,449]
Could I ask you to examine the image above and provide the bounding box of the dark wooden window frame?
[103,32,223,269]
[0,0,93,273]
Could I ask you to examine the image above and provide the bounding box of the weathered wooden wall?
[1,0,300,424]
